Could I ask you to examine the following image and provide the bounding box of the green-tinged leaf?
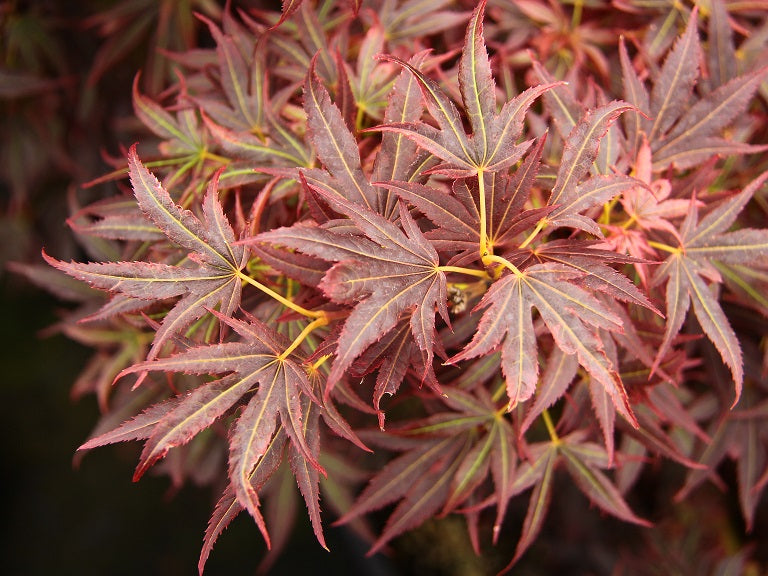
[508,445,558,567]
[368,448,462,555]
[532,60,581,138]
[490,416,516,543]
[336,436,458,524]
[296,1,334,85]
[203,115,309,167]
[373,50,433,218]
[521,347,579,434]
[619,37,650,155]
[132,75,200,149]
[444,424,495,511]
[199,14,262,130]
[652,67,768,170]
[560,443,650,526]
[707,0,737,88]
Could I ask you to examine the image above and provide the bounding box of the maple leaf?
[619,9,768,172]
[45,146,248,362]
[676,385,768,532]
[381,136,554,264]
[370,0,469,44]
[336,386,515,553]
[450,261,638,424]
[349,317,437,427]
[502,433,649,571]
[108,311,324,551]
[652,171,768,401]
[544,100,638,236]
[371,0,558,176]
[301,55,383,213]
[256,191,449,393]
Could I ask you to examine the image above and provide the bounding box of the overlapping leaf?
[371,1,556,176]
[545,100,637,235]
[653,171,768,400]
[337,386,514,554]
[381,137,553,262]
[111,312,322,551]
[256,191,449,393]
[502,434,649,571]
[451,262,637,424]
[46,146,248,361]
[619,9,768,171]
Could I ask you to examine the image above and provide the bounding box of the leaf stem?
[518,218,546,250]
[541,409,561,444]
[438,265,491,280]
[571,0,584,28]
[201,149,232,165]
[237,271,326,319]
[483,254,523,277]
[280,316,329,360]
[647,240,680,255]
[312,354,332,371]
[477,170,491,263]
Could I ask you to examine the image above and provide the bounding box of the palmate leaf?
[337,386,513,554]
[349,317,436,426]
[256,192,449,393]
[113,311,323,551]
[502,434,649,571]
[45,147,248,362]
[371,0,556,176]
[373,0,469,44]
[195,14,264,132]
[653,171,768,401]
[372,49,436,220]
[451,262,638,425]
[676,386,768,532]
[619,8,768,171]
[381,136,554,261]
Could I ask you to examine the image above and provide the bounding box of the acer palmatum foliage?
[34,0,768,573]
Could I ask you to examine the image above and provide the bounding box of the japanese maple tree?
[18,0,768,573]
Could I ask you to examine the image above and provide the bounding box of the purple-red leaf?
[654,171,768,400]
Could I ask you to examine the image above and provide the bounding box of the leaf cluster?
[19,0,768,573]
